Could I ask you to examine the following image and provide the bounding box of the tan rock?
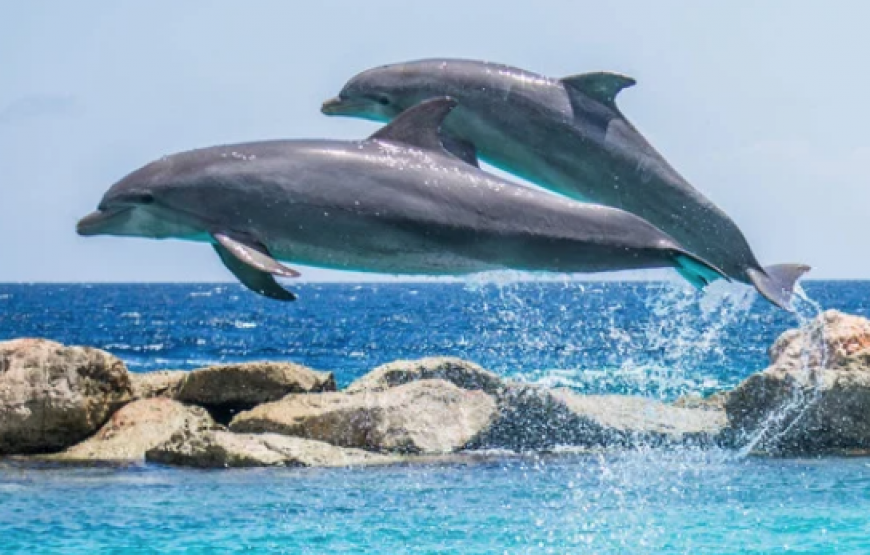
[230,379,497,454]
[131,370,186,400]
[769,310,870,369]
[175,361,336,422]
[346,357,504,395]
[146,430,398,468]
[673,392,727,411]
[47,398,216,463]
[0,338,132,454]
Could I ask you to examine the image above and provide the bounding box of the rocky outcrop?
[175,362,336,423]
[146,430,398,468]
[230,379,497,454]
[46,398,216,463]
[0,339,132,454]
[346,357,505,395]
[131,370,187,400]
[471,385,724,450]
[725,310,870,454]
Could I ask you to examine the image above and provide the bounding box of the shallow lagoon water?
[2,281,869,553]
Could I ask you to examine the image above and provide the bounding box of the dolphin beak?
[321,96,362,116]
[76,207,132,236]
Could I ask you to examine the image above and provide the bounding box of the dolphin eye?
[376,95,391,106]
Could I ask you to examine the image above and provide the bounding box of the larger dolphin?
[322,59,809,309]
[77,99,725,301]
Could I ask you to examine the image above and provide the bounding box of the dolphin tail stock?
[747,264,812,311]
[671,250,729,289]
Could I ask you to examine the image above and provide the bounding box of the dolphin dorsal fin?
[560,72,636,108]
[369,97,458,153]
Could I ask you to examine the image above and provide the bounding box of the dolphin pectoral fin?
[369,97,459,154]
[212,233,300,278]
[212,242,298,301]
[560,72,636,108]
[672,251,729,289]
[747,264,811,312]
[440,133,480,168]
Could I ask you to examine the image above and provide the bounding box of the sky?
[1,1,868,282]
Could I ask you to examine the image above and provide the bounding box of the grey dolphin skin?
[77,98,726,301]
[322,59,810,310]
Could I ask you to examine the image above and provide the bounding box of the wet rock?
[46,398,216,463]
[175,361,336,424]
[146,430,398,468]
[725,311,870,454]
[131,370,186,400]
[0,338,132,454]
[346,357,504,395]
[230,379,497,454]
[471,385,725,450]
[673,392,727,411]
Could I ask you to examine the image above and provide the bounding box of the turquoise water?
[2,282,869,552]
[3,452,868,553]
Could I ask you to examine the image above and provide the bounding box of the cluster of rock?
[2,309,869,467]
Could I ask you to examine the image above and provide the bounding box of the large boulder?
[175,361,336,423]
[130,370,187,400]
[46,398,216,463]
[230,379,497,454]
[346,357,504,395]
[146,430,398,468]
[725,311,870,454]
[471,385,724,450]
[0,338,132,454]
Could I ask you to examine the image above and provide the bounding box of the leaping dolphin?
[77,99,725,301]
[322,59,809,310]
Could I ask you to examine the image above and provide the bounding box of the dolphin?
[77,98,726,301]
[322,59,809,310]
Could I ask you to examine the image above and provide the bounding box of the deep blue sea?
[2,280,870,553]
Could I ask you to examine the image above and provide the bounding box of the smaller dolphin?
[78,98,725,301]
[322,59,810,310]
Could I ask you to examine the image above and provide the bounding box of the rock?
[769,310,870,369]
[0,338,132,454]
[471,385,725,450]
[725,311,870,454]
[230,379,497,454]
[46,398,216,463]
[346,357,504,395]
[146,430,398,468]
[175,361,336,423]
[130,370,186,400]
[673,392,727,411]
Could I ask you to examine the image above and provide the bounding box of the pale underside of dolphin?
[322,58,810,310]
[77,99,726,301]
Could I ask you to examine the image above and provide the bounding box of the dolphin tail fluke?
[747,264,811,311]
[673,252,729,289]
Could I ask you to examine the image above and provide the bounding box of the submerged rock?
[175,361,336,423]
[725,311,870,454]
[346,357,505,395]
[0,338,132,454]
[147,430,398,468]
[230,379,497,454]
[46,398,216,463]
[471,385,724,450]
[131,370,187,400]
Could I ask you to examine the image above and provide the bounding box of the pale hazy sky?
[1,1,867,282]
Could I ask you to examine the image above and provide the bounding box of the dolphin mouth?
[321,96,365,115]
[76,207,132,236]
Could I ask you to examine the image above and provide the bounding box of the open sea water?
[2,280,870,553]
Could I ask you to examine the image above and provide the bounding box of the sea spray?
[738,285,826,455]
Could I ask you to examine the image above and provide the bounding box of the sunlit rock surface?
[147,430,399,468]
[131,370,186,400]
[231,379,498,454]
[726,310,870,454]
[0,338,132,454]
[46,398,216,463]
[345,357,505,395]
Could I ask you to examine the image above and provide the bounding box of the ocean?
[2,280,869,553]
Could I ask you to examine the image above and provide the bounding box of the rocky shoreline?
[2,310,869,468]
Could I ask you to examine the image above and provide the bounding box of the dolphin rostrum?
[322,59,809,310]
[77,98,726,301]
